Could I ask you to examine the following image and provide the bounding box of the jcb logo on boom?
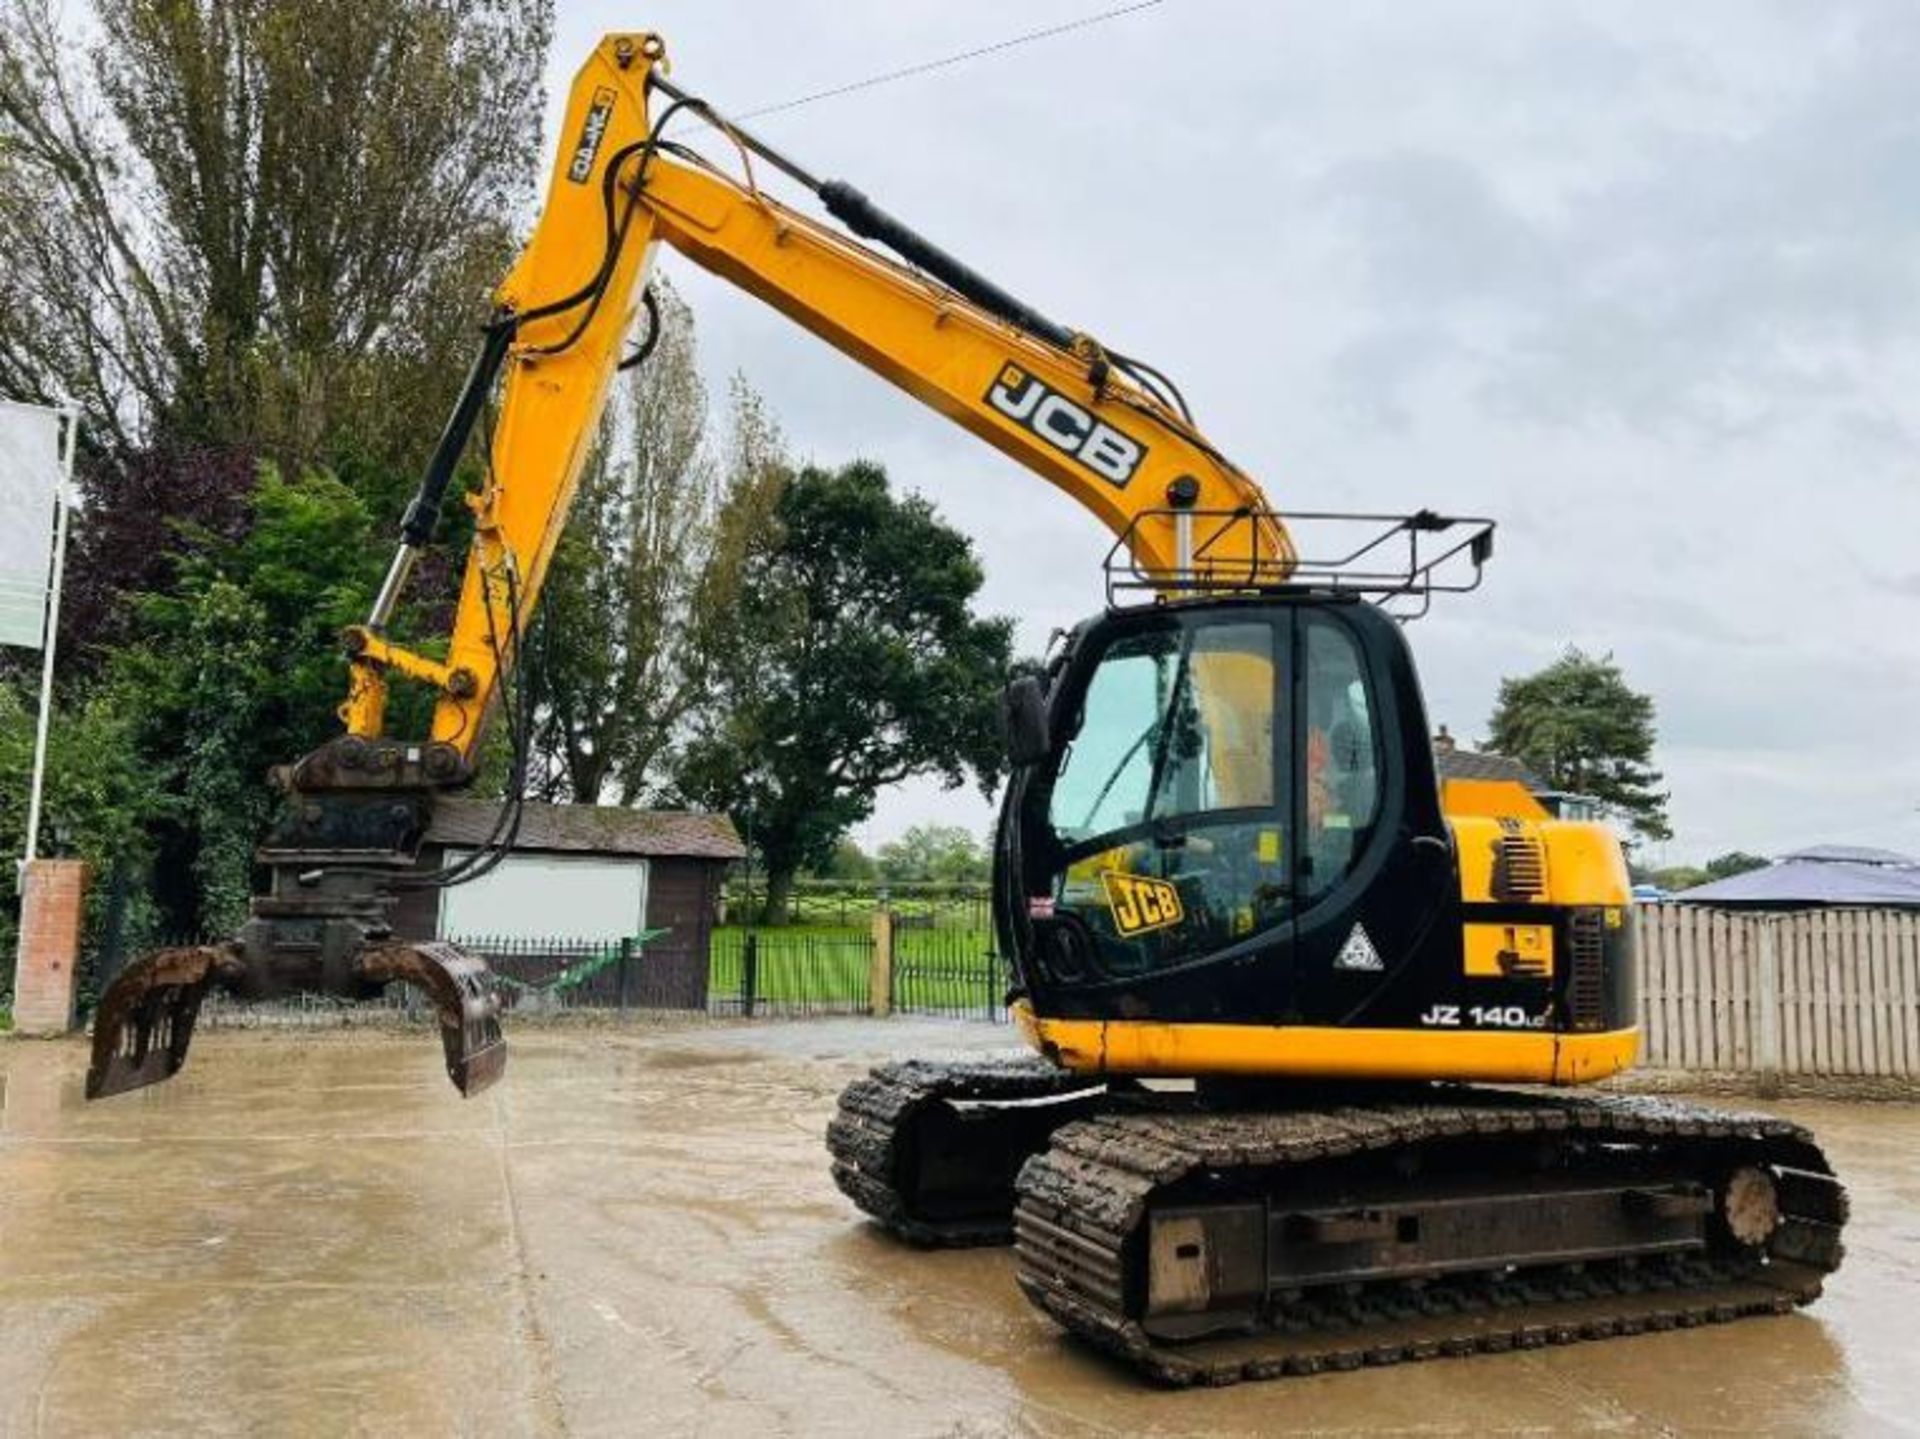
[986,365,1145,488]
[567,87,617,183]
[1102,871,1184,937]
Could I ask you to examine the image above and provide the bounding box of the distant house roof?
[1435,747,1548,793]
[426,799,745,861]
[1785,844,1916,867]
[1675,845,1920,909]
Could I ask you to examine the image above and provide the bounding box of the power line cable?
[732,1,1169,121]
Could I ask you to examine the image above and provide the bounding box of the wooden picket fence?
[1635,904,1920,1080]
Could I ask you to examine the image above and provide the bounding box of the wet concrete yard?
[2,1018,1917,1436]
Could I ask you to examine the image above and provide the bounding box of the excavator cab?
[996,591,1455,1033]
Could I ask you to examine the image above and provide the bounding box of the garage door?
[438,852,650,942]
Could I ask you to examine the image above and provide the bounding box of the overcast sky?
[554,1,1920,865]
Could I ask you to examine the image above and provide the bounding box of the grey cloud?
[1316,8,1920,439]
[1318,151,1560,311]
[559,0,1920,862]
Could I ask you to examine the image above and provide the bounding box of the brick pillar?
[11,859,88,1036]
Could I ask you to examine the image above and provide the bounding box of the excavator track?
[1013,1088,1846,1386]
[829,1057,1107,1246]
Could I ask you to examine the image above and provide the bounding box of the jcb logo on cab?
[1102,872,1183,937]
[986,365,1146,487]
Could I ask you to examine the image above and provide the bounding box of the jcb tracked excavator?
[88,32,1846,1385]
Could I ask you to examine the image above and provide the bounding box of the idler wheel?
[1721,1166,1781,1247]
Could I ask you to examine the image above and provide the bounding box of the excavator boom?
[86,32,1291,1101]
[351,34,1293,756]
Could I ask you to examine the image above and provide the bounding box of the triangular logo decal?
[1334,922,1384,972]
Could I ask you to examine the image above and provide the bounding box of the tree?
[0,677,171,985]
[812,838,878,883]
[58,443,258,666]
[673,461,1014,923]
[525,285,763,806]
[1633,863,1707,893]
[877,823,989,885]
[1706,851,1770,880]
[0,0,550,471]
[109,466,390,929]
[1487,648,1671,842]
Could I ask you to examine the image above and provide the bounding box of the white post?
[23,408,76,864]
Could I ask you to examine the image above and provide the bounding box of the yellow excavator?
[88,32,1845,1385]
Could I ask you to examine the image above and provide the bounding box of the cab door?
[1284,603,1455,1028]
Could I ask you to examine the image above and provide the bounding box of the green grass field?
[707,924,1003,1012]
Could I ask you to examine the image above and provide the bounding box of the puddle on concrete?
[640,1046,763,1070]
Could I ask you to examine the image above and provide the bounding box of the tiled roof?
[425,798,745,860]
[1435,747,1548,792]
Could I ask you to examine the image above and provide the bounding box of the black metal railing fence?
[707,927,875,1017]
[73,913,1008,1026]
[456,932,679,1012]
[892,926,1009,1022]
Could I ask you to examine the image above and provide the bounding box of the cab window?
[1148,623,1276,821]
[1045,631,1165,843]
[1040,617,1289,977]
[1301,612,1382,900]
[1048,623,1276,841]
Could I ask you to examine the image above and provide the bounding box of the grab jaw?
[86,735,505,1102]
[87,935,505,1101]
